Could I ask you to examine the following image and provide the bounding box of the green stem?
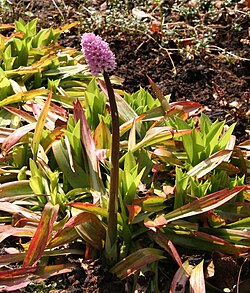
[103,71,119,263]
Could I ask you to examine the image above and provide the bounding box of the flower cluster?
[81,33,116,76]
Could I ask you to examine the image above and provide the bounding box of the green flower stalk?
[81,33,119,263]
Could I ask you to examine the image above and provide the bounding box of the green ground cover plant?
[0,18,249,292]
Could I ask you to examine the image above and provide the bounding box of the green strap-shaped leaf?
[31,91,52,160]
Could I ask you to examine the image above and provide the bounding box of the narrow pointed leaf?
[23,202,59,267]
[0,226,35,243]
[52,139,88,188]
[3,106,36,123]
[93,119,111,149]
[149,230,182,267]
[74,100,104,203]
[0,263,75,292]
[42,126,65,153]
[133,196,167,212]
[31,91,52,160]
[169,101,202,113]
[0,88,49,107]
[0,180,34,200]
[0,249,82,267]
[189,260,205,293]
[2,123,36,155]
[49,211,105,248]
[120,115,145,137]
[70,208,106,250]
[165,186,245,223]
[128,119,136,151]
[187,150,233,178]
[163,228,250,255]
[47,227,79,248]
[170,260,194,293]
[131,128,192,152]
[110,248,166,279]
[68,202,123,225]
[0,201,40,220]
[0,266,37,279]
[147,75,171,113]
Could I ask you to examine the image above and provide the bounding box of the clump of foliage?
[0,19,249,292]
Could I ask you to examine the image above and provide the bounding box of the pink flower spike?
[81,33,116,76]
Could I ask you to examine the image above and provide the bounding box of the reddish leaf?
[0,201,40,221]
[3,106,36,123]
[68,202,108,219]
[110,248,166,280]
[164,228,250,255]
[170,260,194,293]
[50,211,106,247]
[0,226,35,243]
[165,186,246,223]
[70,209,106,250]
[0,127,14,144]
[126,204,142,224]
[144,215,168,231]
[0,263,76,292]
[169,101,202,114]
[191,231,250,254]
[47,227,79,249]
[149,230,182,267]
[167,106,190,120]
[67,202,123,225]
[28,100,67,131]
[2,123,36,155]
[23,202,59,267]
[0,180,34,202]
[189,260,205,293]
[187,149,234,178]
[0,249,82,268]
[147,75,164,101]
[74,100,104,203]
[0,266,37,278]
[120,115,145,137]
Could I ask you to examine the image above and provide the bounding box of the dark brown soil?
[0,0,249,292]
